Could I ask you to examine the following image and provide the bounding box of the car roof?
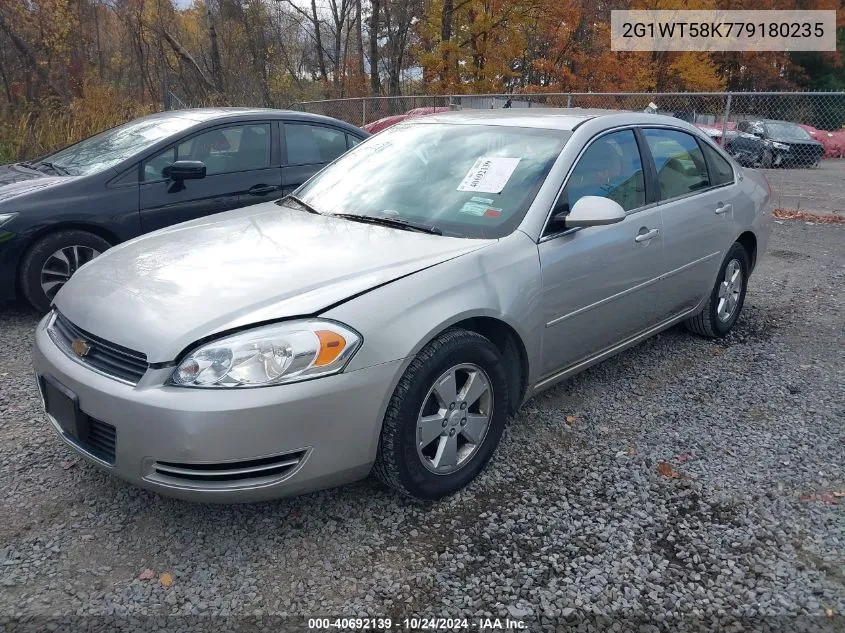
[138,107,366,134]
[404,107,698,132]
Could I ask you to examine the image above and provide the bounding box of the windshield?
[765,122,811,141]
[286,123,571,239]
[37,116,198,176]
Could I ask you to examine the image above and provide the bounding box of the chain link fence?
[293,91,845,215]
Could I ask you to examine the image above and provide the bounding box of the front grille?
[80,418,116,464]
[50,312,148,384]
[148,450,307,488]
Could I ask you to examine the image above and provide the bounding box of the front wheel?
[19,230,111,312]
[373,328,510,500]
[684,243,750,339]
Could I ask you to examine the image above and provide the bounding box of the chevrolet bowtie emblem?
[71,338,92,358]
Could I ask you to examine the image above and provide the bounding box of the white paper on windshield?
[457,157,521,194]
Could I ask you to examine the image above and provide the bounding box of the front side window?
[143,124,271,180]
[285,123,570,239]
[643,129,710,200]
[552,129,646,220]
[285,124,348,165]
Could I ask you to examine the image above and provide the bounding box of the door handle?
[715,203,733,215]
[635,228,659,243]
[247,184,279,196]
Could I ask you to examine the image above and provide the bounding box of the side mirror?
[563,196,626,229]
[166,160,206,180]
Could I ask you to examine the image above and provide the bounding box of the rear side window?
[554,129,646,217]
[642,129,710,200]
[285,124,348,165]
[700,142,734,186]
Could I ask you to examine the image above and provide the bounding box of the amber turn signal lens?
[313,330,347,366]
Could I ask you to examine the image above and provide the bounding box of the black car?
[727,119,824,168]
[0,108,367,310]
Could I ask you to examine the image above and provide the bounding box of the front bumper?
[33,315,403,502]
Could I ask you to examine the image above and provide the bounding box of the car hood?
[0,165,71,202]
[769,136,823,146]
[55,202,494,362]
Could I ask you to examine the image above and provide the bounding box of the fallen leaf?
[826,608,835,617]
[832,491,845,498]
[626,446,637,457]
[138,568,155,581]
[657,462,680,479]
[772,208,845,224]
[159,572,173,587]
[60,459,79,470]
[711,347,723,356]
[799,493,836,504]
[565,415,577,425]
[677,453,692,463]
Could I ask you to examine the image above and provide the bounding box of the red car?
[363,106,450,134]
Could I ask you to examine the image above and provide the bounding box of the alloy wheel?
[40,245,101,300]
[717,259,743,322]
[416,363,493,475]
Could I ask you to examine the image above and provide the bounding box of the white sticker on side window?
[457,157,521,193]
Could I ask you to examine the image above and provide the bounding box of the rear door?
[639,127,740,318]
[139,122,279,232]
[538,128,668,376]
[281,122,361,195]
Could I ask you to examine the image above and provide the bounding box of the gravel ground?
[764,159,845,217]
[0,221,843,632]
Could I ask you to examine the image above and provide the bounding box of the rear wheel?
[684,242,750,339]
[373,328,510,500]
[20,230,110,312]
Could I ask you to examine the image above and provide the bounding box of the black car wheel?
[20,230,111,312]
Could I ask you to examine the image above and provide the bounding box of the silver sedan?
[32,109,772,501]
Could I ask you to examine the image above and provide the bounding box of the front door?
[538,129,667,377]
[140,122,278,233]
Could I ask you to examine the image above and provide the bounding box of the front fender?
[322,230,543,386]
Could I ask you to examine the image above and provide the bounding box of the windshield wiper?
[277,194,322,215]
[34,161,71,176]
[334,213,442,236]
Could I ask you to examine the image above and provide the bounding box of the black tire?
[20,230,111,312]
[685,242,750,339]
[373,328,510,500]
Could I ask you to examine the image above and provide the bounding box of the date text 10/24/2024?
[308,617,528,630]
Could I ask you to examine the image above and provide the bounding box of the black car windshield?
[765,122,811,141]
[37,116,198,176]
[287,122,571,239]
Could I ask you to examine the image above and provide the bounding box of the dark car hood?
[0,164,73,202]
[769,136,823,146]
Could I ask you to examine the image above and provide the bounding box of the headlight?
[0,212,18,228]
[170,320,361,388]
[771,142,790,151]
